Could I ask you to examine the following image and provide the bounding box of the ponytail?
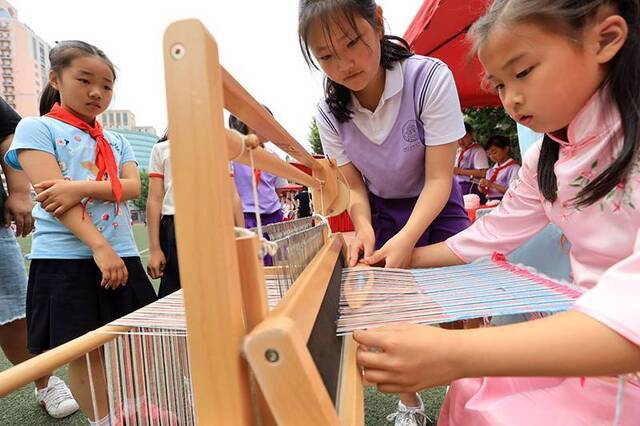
[537,135,561,203]
[39,83,60,116]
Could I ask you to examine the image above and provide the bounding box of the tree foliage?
[132,169,149,211]
[308,118,323,155]
[464,107,520,161]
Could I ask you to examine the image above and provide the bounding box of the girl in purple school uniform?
[298,0,470,423]
[228,112,288,229]
[454,122,490,202]
[478,135,520,202]
[299,1,470,268]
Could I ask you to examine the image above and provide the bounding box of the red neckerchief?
[254,169,261,186]
[457,143,476,167]
[489,158,516,183]
[46,103,122,215]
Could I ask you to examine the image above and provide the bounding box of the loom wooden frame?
[163,19,362,425]
[0,19,363,425]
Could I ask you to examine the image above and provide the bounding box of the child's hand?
[93,245,128,289]
[348,227,376,267]
[147,249,166,279]
[3,192,34,237]
[363,233,414,268]
[354,323,461,393]
[478,178,491,193]
[35,180,84,217]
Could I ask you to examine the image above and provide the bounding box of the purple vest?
[455,144,488,183]
[233,162,282,214]
[320,57,445,199]
[485,161,520,199]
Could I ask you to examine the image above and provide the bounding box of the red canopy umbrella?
[404,0,500,108]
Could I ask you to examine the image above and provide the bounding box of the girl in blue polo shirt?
[6,41,156,425]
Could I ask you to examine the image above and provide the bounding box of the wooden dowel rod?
[222,68,321,171]
[0,325,128,397]
[227,129,322,189]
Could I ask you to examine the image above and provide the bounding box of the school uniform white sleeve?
[148,144,164,176]
[420,66,466,146]
[315,109,351,166]
[5,117,55,170]
[473,148,490,169]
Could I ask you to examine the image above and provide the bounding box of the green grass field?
[1,224,444,425]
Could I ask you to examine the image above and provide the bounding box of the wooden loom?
[0,19,363,425]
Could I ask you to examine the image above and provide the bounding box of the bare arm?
[355,310,640,393]
[146,177,164,253]
[365,142,459,268]
[340,162,376,266]
[17,149,128,288]
[34,162,141,217]
[0,135,34,236]
[401,142,458,243]
[410,240,465,268]
[455,167,488,178]
[36,161,141,202]
[0,135,31,195]
[74,162,141,200]
[146,176,165,279]
[341,163,373,235]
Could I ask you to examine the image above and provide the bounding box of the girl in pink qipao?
[353,0,640,424]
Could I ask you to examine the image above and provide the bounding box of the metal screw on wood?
[170,43,186,60]
[265,349,280,363]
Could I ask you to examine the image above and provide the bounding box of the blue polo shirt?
[5,116,139,259]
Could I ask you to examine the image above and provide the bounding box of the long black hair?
[40,40,116,116]
[486,134,511,150]
[469,0,640,207]
[298,0,414,123]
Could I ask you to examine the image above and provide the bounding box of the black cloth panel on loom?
[306,252,344,405]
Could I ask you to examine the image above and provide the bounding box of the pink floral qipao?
[441,89,640,425]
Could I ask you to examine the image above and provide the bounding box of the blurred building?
[110,128,157,170]
[0,0,51,117]
[98,109,158,169]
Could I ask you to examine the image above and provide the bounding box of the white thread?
[312,212,331,238]
[613,375,626,426]
[86,351,100,422]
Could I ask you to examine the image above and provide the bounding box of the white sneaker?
[35,376,80,418]
[386,393,430,426]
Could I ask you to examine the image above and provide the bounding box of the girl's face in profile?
[307,10,382,93]
[487,145,510,164]
[479,22,603,137]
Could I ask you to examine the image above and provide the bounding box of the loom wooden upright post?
[236,235,277,426]
[163,20,254,424]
